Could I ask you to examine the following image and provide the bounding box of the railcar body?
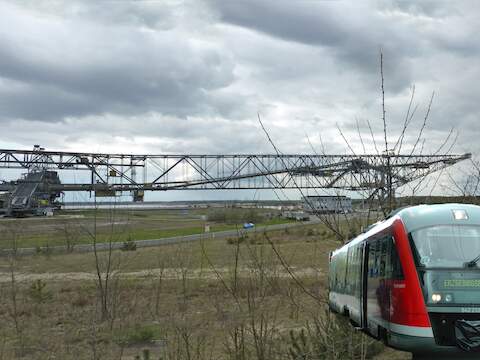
[329,204,480,355]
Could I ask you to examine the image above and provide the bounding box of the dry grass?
[0,214,411,359]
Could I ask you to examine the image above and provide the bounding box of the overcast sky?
[0,1,478,200]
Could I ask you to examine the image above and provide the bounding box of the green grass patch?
[0,214,294,249]
[114,324,161,345]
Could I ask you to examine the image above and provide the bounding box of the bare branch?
[380,51,388,153]
[393,84,416,153]
[408,91,434,157]
[355,118,366,154]
[366,119,380,155]
[318,133,327,155]
[336,123,357,156]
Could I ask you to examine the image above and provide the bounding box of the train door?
[361,241,368,329]
[347,244,363,326]
[365,239,378,336]
[365,237,391,338]
[378,237,391,337]
[365,238,390,337]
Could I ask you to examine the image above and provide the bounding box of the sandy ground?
[0,266,324,283]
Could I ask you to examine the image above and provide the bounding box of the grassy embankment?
[0,208,293,249]
[0,215,411,359]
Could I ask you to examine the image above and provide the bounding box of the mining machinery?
[0,145,471,216]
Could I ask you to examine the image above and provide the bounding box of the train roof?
[331,203,480,256]
[395,203,480,233]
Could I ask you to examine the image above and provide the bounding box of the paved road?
[0,219,320,257]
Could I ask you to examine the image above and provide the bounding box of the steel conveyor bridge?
[0,148,471,194]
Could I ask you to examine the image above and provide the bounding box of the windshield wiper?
[464,254,480,268]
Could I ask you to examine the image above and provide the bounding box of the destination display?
[444,279,480,288]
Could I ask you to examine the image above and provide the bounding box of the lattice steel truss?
[0,148,471,194]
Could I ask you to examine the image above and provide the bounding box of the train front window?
[410,225,480,268]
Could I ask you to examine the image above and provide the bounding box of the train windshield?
[410,225,480,268]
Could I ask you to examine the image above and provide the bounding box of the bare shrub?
[287,308,383,360]
[58,218,82,252]
[28,279,52,303]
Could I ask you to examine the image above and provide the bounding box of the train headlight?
[445,294,453,303]
[431,293,442,302]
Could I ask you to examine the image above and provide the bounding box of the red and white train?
[329,204,480,355]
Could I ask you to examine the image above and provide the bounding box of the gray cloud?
[0,0,478,165]
[210,0,422,92]
[0,2,238,122]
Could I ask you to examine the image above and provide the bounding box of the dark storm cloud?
[0,2,237,122]
[210,0,420,92]
[0,81,93,120]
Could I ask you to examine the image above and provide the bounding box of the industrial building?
[302,195,352,214]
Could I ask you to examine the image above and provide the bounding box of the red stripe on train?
[390,218,430,327]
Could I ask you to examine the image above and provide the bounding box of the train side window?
[331,257,337,291]
[345,248,351,294]
[329,258,335,290]
[347,245,357,296]
[388,237,404,280]
[345,246,358,296]
[334,259,339,291]
[351,247,356,296]
[408,233,422,267]
[376,241,382,275]
[350,247,356,294]
[335,257,340,291]
[368,240,377,278]
[379,237,387,277]
[333,260,339,291]
[337,251,347,292]
[354,245,362,298]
